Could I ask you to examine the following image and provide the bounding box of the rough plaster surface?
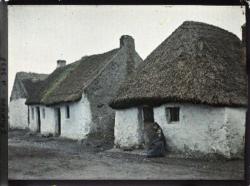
[9,98,29,129]
[154,104,227,157]
[224,107,246,158]
[86,46,142,138]
[154,103,246,158]
[59,94,92,139]
[114,108,144,148]
[114,103,246,158]
[40,106,56,135]
[29,94,92,139]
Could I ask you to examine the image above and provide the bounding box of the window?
[42,108,45,119]
[31,107,34,120]
[66,105,70,119]
[28,106,30,124]
[166,107,180,123]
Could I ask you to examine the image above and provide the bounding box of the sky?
[8,5,246,100]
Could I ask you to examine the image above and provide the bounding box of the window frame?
[166,107,180,123]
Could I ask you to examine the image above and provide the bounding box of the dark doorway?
[141,106,155,148]
[28,106,30,127]
[55,108,61,136]
[36,107,41,133]
[142,106,154,122]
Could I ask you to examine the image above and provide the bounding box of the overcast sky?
[8,5,245,100]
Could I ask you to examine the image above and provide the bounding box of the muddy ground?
[8,129,244,180]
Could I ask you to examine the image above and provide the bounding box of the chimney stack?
[57,60,66,68]
[120,35,135,51]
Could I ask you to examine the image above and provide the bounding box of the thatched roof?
[110,21,247,109]
[10,72,48,101]
[25,48,120,105]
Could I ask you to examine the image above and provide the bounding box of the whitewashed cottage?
[110,21,247,159]
[9,72,47,129]
[22,35,142,140]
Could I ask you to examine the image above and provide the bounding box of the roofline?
[81,48,122,91]
[25,48,122,106]
[110,98,247,110]
[182,21,240,39]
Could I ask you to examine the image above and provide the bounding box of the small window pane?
[28,106,30,124]
[31,108,34,120]
[42,108,45,119]
[66,106,70,118]
[166,107,180,123]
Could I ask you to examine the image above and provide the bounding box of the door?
[142,106,154,123]
[142,106,155,148]
[36,107,41,133]
[28,106,30,127]
[55,108,61,136]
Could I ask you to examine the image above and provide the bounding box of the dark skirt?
[146,138,166,158]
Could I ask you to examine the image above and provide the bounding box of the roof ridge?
[29,48,121,105]
[16,71,48,76]
[80,48,120,61]
[181,20,239,39]
[40,61,81,104]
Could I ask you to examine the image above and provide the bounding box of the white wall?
[224,107,246,158]
[9,98,29,129]
[27,94,93,139]
[114,107,144,148]
[114,103,246,158]
[153,103,246,158]
[59,93,92,139]
[40,105,56,135]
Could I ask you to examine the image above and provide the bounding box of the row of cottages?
[10,35,143,139]
[9,72,48,129]
[110,21,247,159]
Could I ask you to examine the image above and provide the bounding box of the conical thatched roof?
[110,21,247,109]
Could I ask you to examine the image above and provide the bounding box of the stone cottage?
[23,35,142,140]
[9,72,48,129]
[110,21,247,159]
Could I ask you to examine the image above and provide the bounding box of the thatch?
[110,21,247,109]
[25,48,120,105]
[10,72,48,101]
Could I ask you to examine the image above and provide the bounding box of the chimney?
[120,35,135,51]
[57,60,66,68]
[241,23,246,65]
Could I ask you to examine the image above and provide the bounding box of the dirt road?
[8,129,244,180]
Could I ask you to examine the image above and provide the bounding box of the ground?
[8,129,244,180]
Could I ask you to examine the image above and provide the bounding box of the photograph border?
[1,1,249,186]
